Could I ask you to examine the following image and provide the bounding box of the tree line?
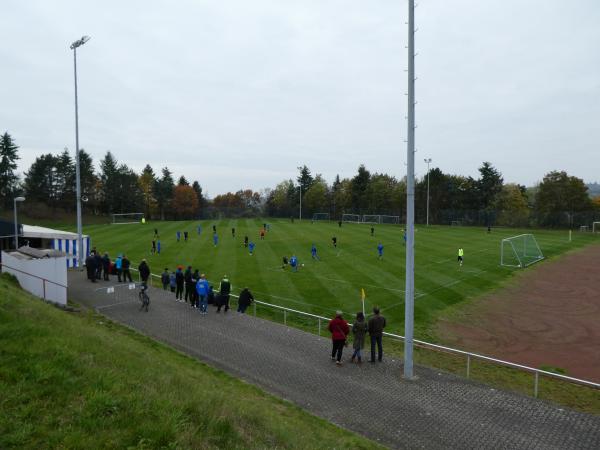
[1,132,598,227]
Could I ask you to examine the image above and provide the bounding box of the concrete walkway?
[68,272,600,449]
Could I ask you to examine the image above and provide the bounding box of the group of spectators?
[327,307,387,365]
[155,266,255,314]
[85,249,132,283]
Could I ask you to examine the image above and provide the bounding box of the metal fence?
[1,263,67,302]
[125,268,600,398]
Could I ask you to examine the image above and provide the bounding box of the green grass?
[72,218,598,341]
[0,273,382,449]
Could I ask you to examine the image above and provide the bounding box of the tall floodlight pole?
[404,0,416,379]
[297,166,303,221]
[13,197,25,249]
[424,158,432,226]
[70,35,90,269]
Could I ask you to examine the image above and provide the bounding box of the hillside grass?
[0,273,381,449]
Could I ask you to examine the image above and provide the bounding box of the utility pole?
[404,0,416,380]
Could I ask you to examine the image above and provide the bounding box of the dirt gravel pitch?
[437,244,600,382]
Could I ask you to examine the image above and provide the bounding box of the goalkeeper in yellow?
[458,248,464,266]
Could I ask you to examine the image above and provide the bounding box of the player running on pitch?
[377,242,384,259]
[289,255,298,272]
[458,247,464,266]
[249,241,255,255]
[213,233,219,247]
[332,236,337,248]
[311,244,319,260]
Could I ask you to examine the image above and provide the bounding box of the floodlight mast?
[404,0,416,380]
[424,158,432,226]
[71,35,90,268]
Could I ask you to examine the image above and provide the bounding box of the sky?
[1,0,599,197]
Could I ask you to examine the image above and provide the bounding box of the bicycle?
[138,282,150,312]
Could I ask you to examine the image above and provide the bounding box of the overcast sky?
[1,0,599,197]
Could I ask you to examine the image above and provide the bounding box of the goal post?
[112,213,145,224]
[312,213,330,221]
[593,222,600,233]
[500,234,544,268]
[380,215,400,225]
[342,214,361,223]
[362,215,381,224]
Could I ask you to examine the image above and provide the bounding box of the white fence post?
[318,318,321,336]
[284,310,287,325]
[466,355,471,379]
[534,372,539,398]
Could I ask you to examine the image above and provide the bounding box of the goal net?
[342,214,361,223]
[500,234,544,268]
[362,215,381,224]
[312,213,330,221]
[112,213,145,224]
[593,222,600,233]
[381,215,400,225]
[450,220,463,226]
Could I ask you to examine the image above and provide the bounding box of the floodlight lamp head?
[70,35,91,49]
[15,196,25,202]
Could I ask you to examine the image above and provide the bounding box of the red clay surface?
[437,244,600,382]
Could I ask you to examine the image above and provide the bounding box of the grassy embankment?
[0,273,381,449]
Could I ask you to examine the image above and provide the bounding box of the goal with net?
[312,213,330,221]
[380,215,400,225]
[500,234,544,268]
[450,220,463,226]
[342,214,361,223]
[112,213,145,224]
[593,222,600,233]
[362,215,381,224]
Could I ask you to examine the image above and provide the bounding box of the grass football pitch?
[80,219,596,339]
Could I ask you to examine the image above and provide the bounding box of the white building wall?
[1,251,67,306]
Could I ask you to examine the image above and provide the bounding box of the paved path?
[68,272,600,449]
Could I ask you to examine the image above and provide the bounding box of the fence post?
[466,354,471,379]
[318,318,321,336]
[253,302,256,317]
[534,372,539,398]
[284,310,287,325]
[43,279,46,301]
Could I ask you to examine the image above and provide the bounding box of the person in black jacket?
[85,253,96,282]
[102,253,111,281]
[191,269,200,307]
[122,255,132,282]
[94,251,103,281]
[237,287,254,314]
[184,266,193,304]
[175,266,184,300]
[216,275,231,313]
[138,259,151,285]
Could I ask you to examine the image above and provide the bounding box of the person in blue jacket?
[311,244,319,260]
[377,243,384,259]
[249,241,255,255]
[196,274,210,314]
[115,254,123,282]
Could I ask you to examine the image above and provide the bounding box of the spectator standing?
[85,253,96,283]
[138,259,151,285]
[196,274,210,314]
[217,275,231,313]
[192,269,200,307]
[351,312,368,363]
[122,255,133,282]
[184,266,193,303]
[368,307,387,362]
[94,251,103,280]
[161,268,170,290]
[237,287,254,313]
[175,266,184,300]
[328,311,350,366]
[115,254,123,282]
[102,253,110,281]
[169,270,177,293]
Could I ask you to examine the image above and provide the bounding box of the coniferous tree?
[0,132,20,207]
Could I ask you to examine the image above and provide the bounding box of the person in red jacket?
[328,311,350,365]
